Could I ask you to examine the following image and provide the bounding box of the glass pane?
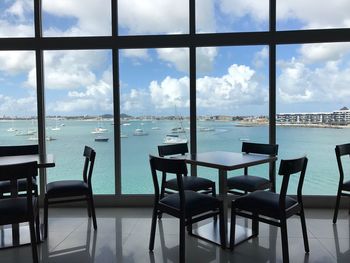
[44,50,114,194]
[0,51,37,144]
[196,0,269,33]
[196,46,269,187]
[118,0,189,35]
[120,48,189,194]
[277,43,350,195]
[42,0,111,37]
[0,0,34,37]
[277,0,350,30]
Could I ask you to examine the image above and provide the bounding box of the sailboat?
[7,120,17,132]
[91,116,108,134]
[51,116,61,131]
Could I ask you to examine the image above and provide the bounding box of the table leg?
[218,169,228,226]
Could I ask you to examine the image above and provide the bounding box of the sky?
[0,0,350,117]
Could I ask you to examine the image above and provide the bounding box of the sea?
[1,119,349,195]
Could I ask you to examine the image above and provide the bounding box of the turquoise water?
[1,119,349,195]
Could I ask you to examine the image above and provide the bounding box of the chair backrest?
[278,156,308,209]
[242,142,278,156]
[158,143,188,157]
[82,146,96,187]
[0,161,37,220]
[335,143,350,184]
[149,155,187,205]
[0,145,39,157]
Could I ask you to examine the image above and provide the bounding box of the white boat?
[163,134,187,144]
[120,133,128,138]
[28,136,56,141]
[133,128,148,136]
[171,127,186,133]
[91,127,107,134]
[199,127,215,132]
[7,127,17,132]
[151,127,160,130]
[239,137,250,141]
[51,116,61,131]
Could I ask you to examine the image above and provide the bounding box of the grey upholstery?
[227,175,271,192]
[165,176,214,192]
[46,180,89,198]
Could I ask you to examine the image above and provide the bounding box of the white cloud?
[0,94,36,116]
[118,0,189,34]
[149,76,189,109]
[278,56,350,104]
[42,0,111,36]
[253,47,269,68]
[0,51,35,75]
[299,43,350,64]
[121,88,150,113]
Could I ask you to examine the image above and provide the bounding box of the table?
[0,154,55,249]
[183,151,277,246]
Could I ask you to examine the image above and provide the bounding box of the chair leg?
[299,208,309,253]
[35,212,41,243]
[87,198,92,218]
[280,219,289,263]
[333,186,342,224]
[149,206,158,251]
[212,183,218,222]
[252,212,259,237]
[158,175,166,220]
[229,203,236,250]
[219,203,226,249]
[29,219,39,263]
[179,216,186,263]
[187,217,192,235]
[88,193,97,230]
[44,196,48,239]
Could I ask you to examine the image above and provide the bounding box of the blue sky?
[0,0,350,117]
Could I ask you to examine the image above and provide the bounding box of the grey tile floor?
[0,208,350,262]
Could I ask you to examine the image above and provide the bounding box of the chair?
[44,146,97,238]
[157,143,216,218]
[230,156,309,263]
[0,161,40,263]
[227,142,278,195]
[333,143,350,223]
[0,145,39,198]
[149,155,226,263]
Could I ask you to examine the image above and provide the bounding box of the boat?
[120,133,128,138]
[171,127,186,133]
[51,116,61,131]
[91,127,107,134]
[133,128,148,136]
[151,127,160,130]
[199,127,215,132]
[163,134,188,144]
[27,136,56,141]
[95,136,109,142]
[239,137,250,141]
[15,130,36,136]
[7,127,17,132]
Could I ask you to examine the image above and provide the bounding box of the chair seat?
[234,190,298,218]
[165,176,213,192]
[227,175,271,192]
[0,197,37,224]
[343,180,350,191]
[46,180,89,198]
[0,178,37,193]
[160,190,220,216]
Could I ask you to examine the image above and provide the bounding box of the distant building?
[277,107,350,125]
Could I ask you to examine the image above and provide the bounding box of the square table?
[0,153,55,249]
[183,151,277,246]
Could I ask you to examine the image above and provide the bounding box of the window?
[44,50,115,194]
[277,43,350,194]
[120,48,189,193]
[42,0,111,37]
[118,0,189,35]
[196,0,269,33]
[0,0,34,37]
[0,51,37,145]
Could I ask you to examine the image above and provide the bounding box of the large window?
[277,43,350,195]
[44,50,115,194]
[0,51,37,145]
[120,48,189,194]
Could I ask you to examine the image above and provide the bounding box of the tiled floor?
[0,208,350,262]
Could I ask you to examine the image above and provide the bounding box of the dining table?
[181,151,277,246]
[0,153,55,249]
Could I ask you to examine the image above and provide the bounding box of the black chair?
[44,146,97,238]
[227,142,278,195]
[0,145,39,198]
[230,156,309,263]
[333,143,350,223]
[149,155,226,263]
[0,161,40,263]
[157,143,216,216]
